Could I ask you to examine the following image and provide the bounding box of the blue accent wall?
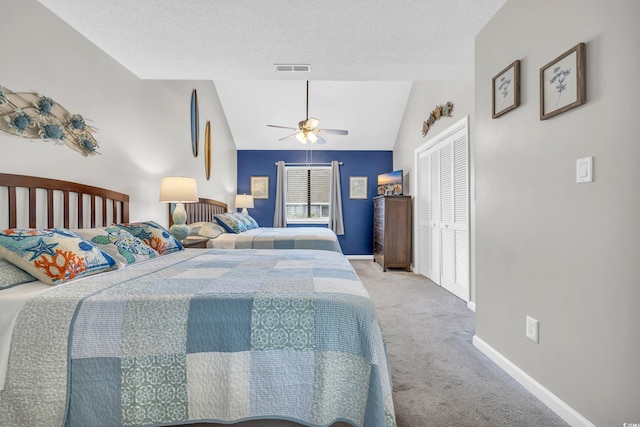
[237,150,393,255]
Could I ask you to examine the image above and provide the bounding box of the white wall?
[474,1,640,425]
[0,0,237,227]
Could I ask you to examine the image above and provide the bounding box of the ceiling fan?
[267,80,348,144]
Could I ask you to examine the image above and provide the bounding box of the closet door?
[439,141,456,293]
[438,128,469,301]
[414,117,469,302]
[428,148,441,285]
[452,132,469,300]
[417,150,440,284]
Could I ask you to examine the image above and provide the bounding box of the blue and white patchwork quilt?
[215,227,343,253]
[0,249,395,427]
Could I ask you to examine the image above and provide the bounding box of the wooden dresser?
[373,195,411,272]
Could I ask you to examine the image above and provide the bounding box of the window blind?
[286,167,330,220]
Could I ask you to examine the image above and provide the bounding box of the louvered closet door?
[439,142,456,294]
[452,132,469,300]
[414,117,469,302]
[429,150,441,285]
[418,150,439,283]
[438,127,469,301]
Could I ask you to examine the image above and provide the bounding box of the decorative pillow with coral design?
[74,226,159,266]
[0,256,37,290]
[0,228,118,285]
[214,213,247,234]
[116,221,183,255]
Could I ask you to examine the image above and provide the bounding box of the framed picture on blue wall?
[251,176,269,199]
[349,176,368,199]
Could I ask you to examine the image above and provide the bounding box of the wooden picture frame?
[251,176,269,199]
[349,176,368,199]
[492,60,521,118]
[540,43,586,120]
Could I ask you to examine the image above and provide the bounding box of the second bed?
[170,198,342,253]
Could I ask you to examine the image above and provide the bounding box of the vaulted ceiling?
[37,0,506,150]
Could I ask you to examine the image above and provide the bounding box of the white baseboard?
[472,335,595,427]
[467,301,476,312]
[346,255,374,260]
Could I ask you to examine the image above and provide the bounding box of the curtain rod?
[274,162,343,166]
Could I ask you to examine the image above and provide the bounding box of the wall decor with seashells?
[421,101,454,137]
[0,84,99,156]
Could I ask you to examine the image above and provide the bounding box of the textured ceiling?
[36,0,506,150]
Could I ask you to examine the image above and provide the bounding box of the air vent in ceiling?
[275,64,311,73]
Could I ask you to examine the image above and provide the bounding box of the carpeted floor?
[350,260,569,427]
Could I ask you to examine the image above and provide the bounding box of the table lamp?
[235,194,254,214]
[159,176,199,241]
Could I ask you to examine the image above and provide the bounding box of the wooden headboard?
[168,197,228,226]
[0,173,129,229]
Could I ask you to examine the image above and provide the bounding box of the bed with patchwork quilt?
[168,200,343,254]
[202,226,343,253]
[0,248,395,427]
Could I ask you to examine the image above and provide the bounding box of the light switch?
[576,157,593,183]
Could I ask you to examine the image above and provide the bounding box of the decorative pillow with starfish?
[0,228,117,285]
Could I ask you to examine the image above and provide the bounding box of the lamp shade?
[235,194,254,209]
[159,176,199,203]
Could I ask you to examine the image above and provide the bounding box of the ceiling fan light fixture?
[306,118,319,130]
[267,80,348,144]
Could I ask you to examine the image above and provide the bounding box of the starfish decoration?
[24,238,59,261]
[135,229,152,242]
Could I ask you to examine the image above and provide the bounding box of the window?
[286,166,330,223]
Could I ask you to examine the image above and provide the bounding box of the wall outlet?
[526,316,539,343]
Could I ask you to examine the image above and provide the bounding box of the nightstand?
[181,237,209,249]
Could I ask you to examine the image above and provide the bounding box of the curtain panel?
[273,160,287,228]
[328,160,344,235]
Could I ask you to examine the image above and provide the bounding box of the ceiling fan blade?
[267,124,297,130]
[318,128,349,135]
[315,135,327,144]
[278,132,299,141]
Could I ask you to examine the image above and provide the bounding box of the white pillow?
[189,222,227,239]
